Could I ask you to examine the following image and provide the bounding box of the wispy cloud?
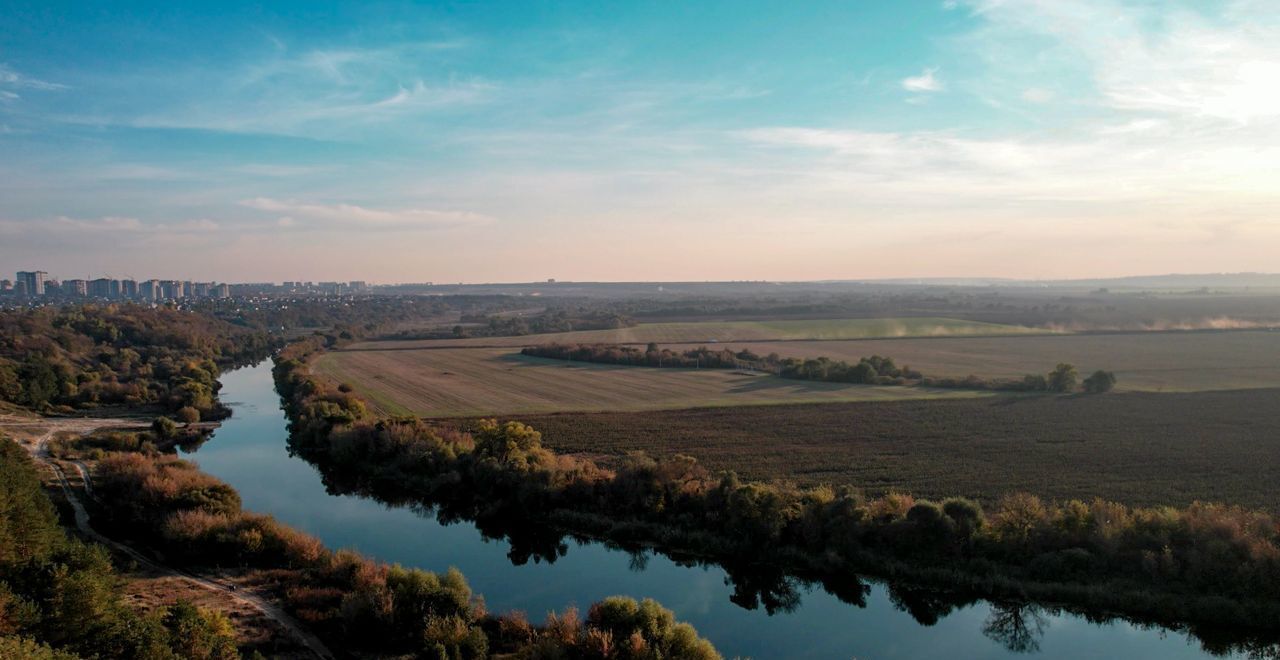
[239,197,490,230]
[0,215,219,236]
[738,119,1280,207]
[901,68,943,92]
[962,0,1280,123]
[0,63,67,91]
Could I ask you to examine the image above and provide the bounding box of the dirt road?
[10,419,336,660]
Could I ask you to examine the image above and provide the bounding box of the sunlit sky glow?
[2,0,1278,282]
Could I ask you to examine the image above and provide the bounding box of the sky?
[1,0,1278,283]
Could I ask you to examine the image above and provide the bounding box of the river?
[183,363,1249,659]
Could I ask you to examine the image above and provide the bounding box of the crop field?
[516,388,1280,510]
[314,346,986,417]
[355,316,1046,349]
[658,329,1280,392]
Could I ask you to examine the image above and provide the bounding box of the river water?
[184,363,1248,659]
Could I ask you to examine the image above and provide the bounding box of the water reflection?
[193,364,1279,659]
[287,430,1279,658]
[982,604,1048,654]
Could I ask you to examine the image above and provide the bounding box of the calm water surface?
[185,364,1243,659]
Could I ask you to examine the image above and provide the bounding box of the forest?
[0,305,273,418]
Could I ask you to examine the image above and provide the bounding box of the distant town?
[3,269,371,301]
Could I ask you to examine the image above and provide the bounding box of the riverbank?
[12,407,722,658]
[277,335,1280,655]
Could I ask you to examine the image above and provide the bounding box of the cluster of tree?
[59,425,719,659]
[522,343,1117,393]
[274,339,1279,634]
[921,364,1117,394]
[0,305,273,416]
[0,437,243,659]
[390,309,635,341]
[776,354,921,384]
[522,342,772,370]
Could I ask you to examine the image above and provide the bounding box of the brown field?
[660,329,1280,392]
[514,388,1280,510]
[314,346,985,417]
[358,316,1045,349]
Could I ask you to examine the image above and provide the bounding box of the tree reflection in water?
[290,431,1280,658]
[982,603,1048,654]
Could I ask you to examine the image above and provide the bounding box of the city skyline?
[3,1,1279,281]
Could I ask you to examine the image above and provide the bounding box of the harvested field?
[516,388,1280,510]
[659,329,1280,392]
[357,316,1044,349]
[314,347,985,417]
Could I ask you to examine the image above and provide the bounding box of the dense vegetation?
[0,305,272,418]
[52,429,719,659]
[522,343,1114,393]
[281,336,1280,644]
[0,437,243,659]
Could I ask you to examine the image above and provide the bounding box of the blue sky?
[2,1,1278,282]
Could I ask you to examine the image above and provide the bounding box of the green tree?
[1046,363,1078,393]
[0,636,82,660]
[176,407,201,424]
[18,356,60,408]
[163,601,239,660]
[1082,370,1117,393]
[151,417,179,441]
[0,439,63,564]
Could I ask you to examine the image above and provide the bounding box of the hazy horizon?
[4,1,1278,281]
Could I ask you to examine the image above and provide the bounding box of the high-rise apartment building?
[16,271,47,296]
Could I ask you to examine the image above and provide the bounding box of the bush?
[1083,370,1117,393]
[151,416,179,440]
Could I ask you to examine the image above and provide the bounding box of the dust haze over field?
[658,330,1280,393]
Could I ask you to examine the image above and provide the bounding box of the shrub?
[1083,370,1117,393]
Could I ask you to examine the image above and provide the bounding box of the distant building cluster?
[1,270,371,302]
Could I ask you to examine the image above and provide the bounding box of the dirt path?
[18,422,335,660]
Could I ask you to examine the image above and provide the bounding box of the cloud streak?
[239,197,490,230]
[901,68,943,92]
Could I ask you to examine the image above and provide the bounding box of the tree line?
[278,336,1278,638]
[43,428,720,659]
[521,343,1118,393]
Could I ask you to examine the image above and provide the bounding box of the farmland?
[656,329,1280,392]
[313,346,984,417]
[516,388,1280,510]
[364,316,1045,349]
[315,318,1280,509]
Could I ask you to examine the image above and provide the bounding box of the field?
[363,316,1045,349]
[659,329,1280,392]
[319,319,1280,509]
[314,347,984,417]
[515,389,1280,510]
